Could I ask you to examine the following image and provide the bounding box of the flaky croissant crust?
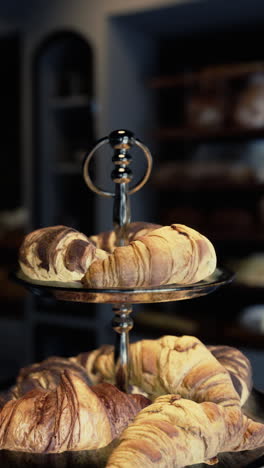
[0,370,150,453]
[72,335,264,467]
[83,223,217,288]
[18,222,158,283]
[19,222,217,287]
[0,334,263,466]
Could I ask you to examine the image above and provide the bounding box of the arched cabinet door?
[32,31,95,235]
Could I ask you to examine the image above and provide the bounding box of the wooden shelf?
[155,126,264,141]
[149,61,264,88]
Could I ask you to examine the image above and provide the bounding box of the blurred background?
[1,0,264,391]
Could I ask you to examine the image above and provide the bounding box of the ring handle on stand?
[82,130,153,197]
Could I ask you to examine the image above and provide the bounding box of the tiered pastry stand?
[10,130,264,468]
[14,129,234,393]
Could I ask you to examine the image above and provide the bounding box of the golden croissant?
[106,394,264,468]
[89,221,161,253]
[73,336,264,466]
[78,335,261,467]
[12,336,251,405]
[83,224,217,288]
[72,335,251,405]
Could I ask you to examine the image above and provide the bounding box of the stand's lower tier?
[13,266,234,304]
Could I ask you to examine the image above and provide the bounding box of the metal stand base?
[112,304,133,392]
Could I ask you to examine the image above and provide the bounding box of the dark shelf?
[151,180,264,193]
[134,308,264,349]
[231,283,264,295]
[52,162,82,175]
[154,126,264,141]
[149,61,264,88]
[49,95,92,110]
[207,232,264,244]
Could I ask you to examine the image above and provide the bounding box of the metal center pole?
[110,130,134,392]
[112,304,133,392]
[82,129,153,393]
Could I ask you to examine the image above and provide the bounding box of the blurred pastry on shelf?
[0,207,28,232]
[185,84,227,129]
[152,160,256,190]
[233,73,264,128]
[239,304,264,333]
[228,253,264,287]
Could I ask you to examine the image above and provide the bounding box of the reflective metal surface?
[82,130,153,197]
[12,266,234,305]
[82,129,155,391]
[112,304,133,393]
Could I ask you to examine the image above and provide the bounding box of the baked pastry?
[18,225,108,282]
[233,73,264,128]
[83,224,216,288]
[0,370,150,453]
[9,336,252,406]
[207,344,252,407]
[72,335,250,405]
[89,221,161,253]
[19,222,217,287]
[102,336,263,467]
[1,334,263,465]
[106,394,264,468]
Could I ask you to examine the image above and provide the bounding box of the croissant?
[207,344,252,408]
[83,224,217,288]
[72,335,249,405]
[101,336,264,467]
[1,335,263,465]
[19,225,108,282]
[19,222,216,286]
[18,222,160,282]
[89,221,161,253]
[0,370,150,453]
[8,336,252,406]
[106,394,264,468]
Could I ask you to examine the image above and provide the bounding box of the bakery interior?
[1,0,264,401]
